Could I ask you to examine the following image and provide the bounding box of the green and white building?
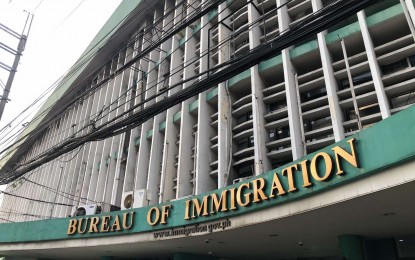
[0,0,414,259]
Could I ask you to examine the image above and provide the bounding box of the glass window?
[381,58,408,75]
[409,55,415,67]
[301,87,327,102]
[353,71,372,86]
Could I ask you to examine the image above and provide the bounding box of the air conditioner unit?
[72,204,100,217]
[233,176,252,184]
[121,189,148,210]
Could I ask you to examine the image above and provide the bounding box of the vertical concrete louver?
[1,0,415,222]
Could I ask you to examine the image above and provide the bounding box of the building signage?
[0,105,413,244]
[67,138,358,235]
[67,212,134,235]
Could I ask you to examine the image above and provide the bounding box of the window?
[269,126,290,140]
[237,136,254,150]
[409,55,415,67]
[235,164,254,177]
[353,71,372,85]
[381,58,408,75]
[338,71,373,90]
[301,87,327,102]
[267,102,286,112]
[343,108,357,121]
[359,103,380,117]
[236,111,253,124]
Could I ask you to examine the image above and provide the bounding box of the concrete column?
[66,87,96,213]
[62,98,89,217]
[25,128,51,219]
[248,1,272,174]
[158,1,185,202]
[217,2,232,188]
[123,24,150,195]
[135,66,157,192]
[357,11,391,119]
[110,46,136,207]
[70,84,96,208]
[277,0,304,159]
[52,105,78,218]
[58,101,84,217]
[82,70,111,204]
[338,235,366,260]
[42,120,65,219]
[135,10,162,199]
[312,0,345,142]
[159,36,182,203]
[195,3,216,194]
[405,0,415,31]
[177,25,197,197]
[147,1,173,205]
[90,70,118,205]
[95,70,124,203]
[103,56,133,208]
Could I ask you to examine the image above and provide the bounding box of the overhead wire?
[0,0,207,158]
[0,0,169,157]
[0,0,227,170]
[57,0,86,27]
[0,0,168,147]
[0,0,377,185]
[1,190,73,206]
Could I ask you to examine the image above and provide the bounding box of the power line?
[1,190,74,206]
[0,0,168,159]
[32,0,44,13]
[2,0,224,167]
[57,0,86,27]
[0,0,377,185]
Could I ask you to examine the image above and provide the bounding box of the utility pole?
[0,12,33,121]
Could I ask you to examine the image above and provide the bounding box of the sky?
[0,0,122,151]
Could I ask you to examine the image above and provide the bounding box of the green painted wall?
[189,100,199,112]
[0,104,413,243]
[173,111,181,122]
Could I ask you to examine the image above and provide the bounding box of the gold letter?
[89,217,99,233]
[160,205,172,224]
[252,178,268,203]
[210,190,228,214]
[100,216,111,232]
[111,215,121,231]
[147,207,160,226]
[299,160,312,187]
[229,188,237,210]
[282,165,298,192]
[311,152,333,181]
[191,196,209,218]
[122,212,134,229]
[67,219,78,235]
[332,138,359,175]
[236,183,251,207]
[77,217,89,234]
[269,172,286,198]
[184,200,191,220]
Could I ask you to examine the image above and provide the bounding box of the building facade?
[0,0,415,259]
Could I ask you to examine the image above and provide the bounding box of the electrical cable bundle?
[0,0,226,167]
[0,0,378,185]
